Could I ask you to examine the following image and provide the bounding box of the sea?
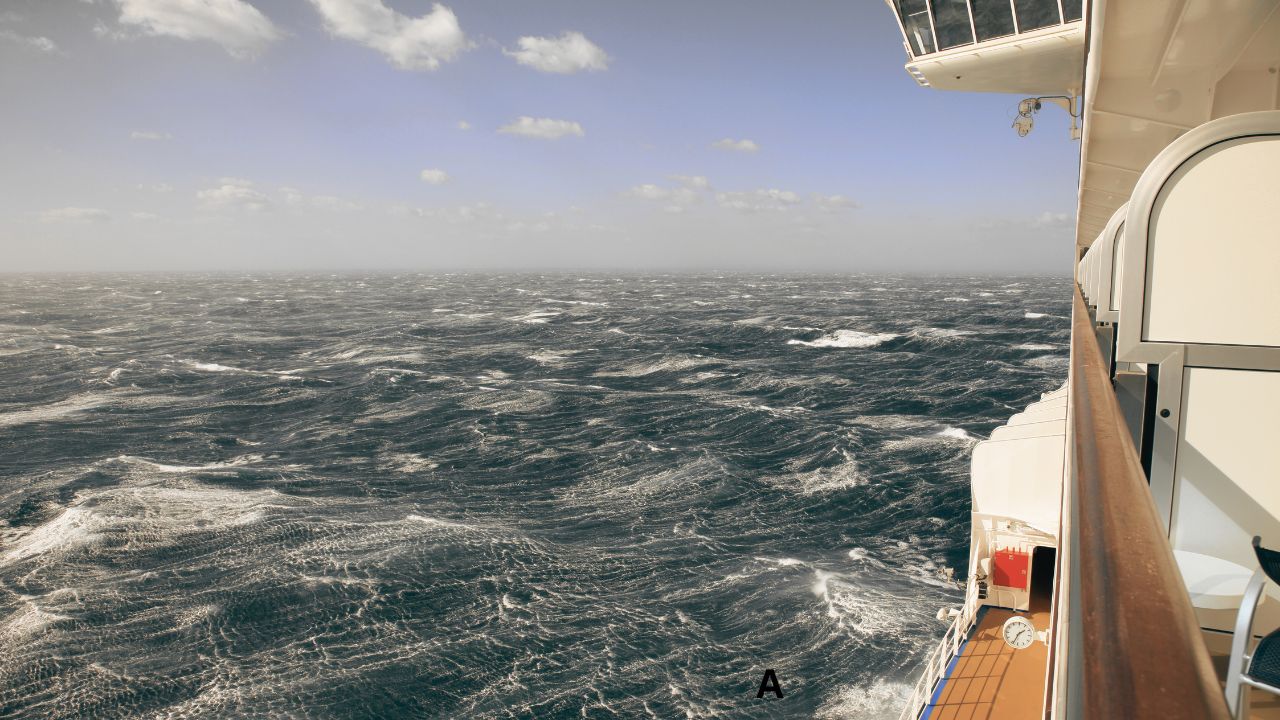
[0,273,1070,719]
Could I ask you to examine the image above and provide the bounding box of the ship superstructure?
[884,1,1280,718]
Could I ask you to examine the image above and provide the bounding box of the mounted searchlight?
[1012,96,1082,140]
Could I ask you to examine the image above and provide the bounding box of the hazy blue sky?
[0,0,1080,273]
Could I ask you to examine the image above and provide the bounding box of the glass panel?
[897,0,937,56]
[1062,0,1083,21]
[972,0,1016,40]
[932,0,975,50]
[1014,0,1061,32]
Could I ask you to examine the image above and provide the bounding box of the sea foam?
[787,329,898,349]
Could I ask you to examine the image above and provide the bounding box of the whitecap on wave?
[180,358,307,381]
[507,310,561,324]
[595,354,715,377]
[913,327,976,340]
[107,453,265,474]
[0,391,182,429]
[817,679,912,720]
[787,329,898,349]
[1027,355,1068,370]
[526,350,580,365]
[933,426,976,441]
[461,388,554,413]
[770,451,865,494]
[2,483,286,565]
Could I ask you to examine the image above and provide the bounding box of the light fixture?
[1012,96,1082,140]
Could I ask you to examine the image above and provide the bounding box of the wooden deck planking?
[924,606,1051,720]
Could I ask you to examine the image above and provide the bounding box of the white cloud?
[505,31,608,74]
[278,186,360,209]
[627,184,669,201]
[92,20,130,41]
[420,168,449,185]
[0,29,58,53]
[308,0,470,71]
[279,186,305,205]
[1032,211,1073,228]
[712,138,760,153]
[626,179,707,210]
[310,195,362,210]
[670,175,710,190]
[130,211,160,221]
[113,0,280,58]
[400,202,500,224]
[130,130,171,141]
[197,178,270,210]
[137,182,173,193]
[716,188,801,213]
[498,116,584,140]
[456,120,471,131]
[41,207,111,223]
[812,194,860,212]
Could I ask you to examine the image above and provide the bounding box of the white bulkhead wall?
[971,433,1065,537]
[1144,137,1280,347]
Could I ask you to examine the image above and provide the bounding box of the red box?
[992,549,1029,589]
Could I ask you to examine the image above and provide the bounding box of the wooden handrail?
[1069,286,1229,719]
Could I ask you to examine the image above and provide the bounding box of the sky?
[0,0,1081,273]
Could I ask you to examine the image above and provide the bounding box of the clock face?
[1001,616,1036,650]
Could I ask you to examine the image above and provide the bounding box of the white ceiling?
[1075,0,1280,249]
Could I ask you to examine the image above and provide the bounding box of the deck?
[919,604,1280,719]
[1212,651,1280,720]
[921,603,1051,720]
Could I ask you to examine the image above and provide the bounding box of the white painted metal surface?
[1143,136,1280,347]
[1173,549,1256,610]
[1075,0,1280,248]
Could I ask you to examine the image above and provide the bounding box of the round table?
[1174,549,1258,610]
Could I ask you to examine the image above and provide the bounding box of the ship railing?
[896,578,981,720]
[1060,284,1231,719]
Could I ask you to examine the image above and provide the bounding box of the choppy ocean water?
[0,273,1069,719]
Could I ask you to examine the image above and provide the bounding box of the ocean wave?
[787,329,898,349]
[595,354,716,377]
[542,298,607,307]
[0,272,1072,719]
[461,387,555,413]
[1027,354,1069,369]
[0,391,183,429]
[3,483,286,566]
[106,453,266,474]
[526,350,576,365]
[1024,311,1049,319]
[770,451,865,494]
[508,310,561,324]
[911,327,977,341]
[817,679,912,720]
[180,358,308,381]
[934,426,976,441]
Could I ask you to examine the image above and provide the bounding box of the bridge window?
[1014,0,1063,32]
[972,0,1016,41]
[933,0,975,50]
[892,0,1079,59]
[896,0,936,56]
